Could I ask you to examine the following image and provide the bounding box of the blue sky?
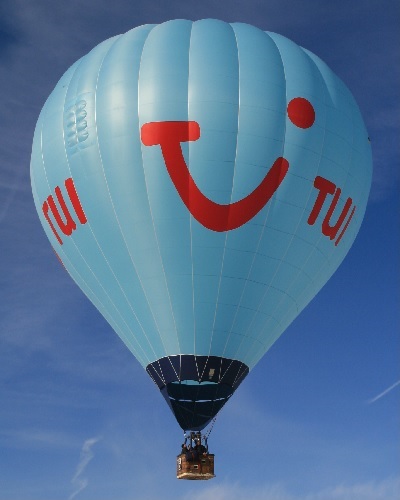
[0,1,399,499]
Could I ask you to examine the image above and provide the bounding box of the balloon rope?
[204,416,218,439]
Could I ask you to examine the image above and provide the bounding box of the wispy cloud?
[183,477,400,500]
[367,380,400,404]
[0,428,79,451]
[69,436,102,500]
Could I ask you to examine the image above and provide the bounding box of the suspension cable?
[204,415,217,439]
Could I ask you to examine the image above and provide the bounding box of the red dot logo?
[287,97,315,129]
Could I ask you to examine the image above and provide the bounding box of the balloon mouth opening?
[146,355,249,430]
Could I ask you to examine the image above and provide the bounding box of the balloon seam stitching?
[138,24,182,359]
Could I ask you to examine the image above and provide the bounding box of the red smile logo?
[141,98,315,232]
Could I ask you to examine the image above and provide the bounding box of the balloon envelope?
[31,20,372,430]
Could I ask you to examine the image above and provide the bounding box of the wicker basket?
[176,453,215,480]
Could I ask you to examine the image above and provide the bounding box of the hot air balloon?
[30,19,372,479]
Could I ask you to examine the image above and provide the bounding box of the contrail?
[367,380,400,404]
[69,436,102,500]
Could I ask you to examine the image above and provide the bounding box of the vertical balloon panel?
[138,20,194,357]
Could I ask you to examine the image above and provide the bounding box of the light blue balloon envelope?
[30,19,372,430]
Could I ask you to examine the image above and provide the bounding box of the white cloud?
[69,436,102,500]
[183,483,291,500]
[182,477,400,500]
